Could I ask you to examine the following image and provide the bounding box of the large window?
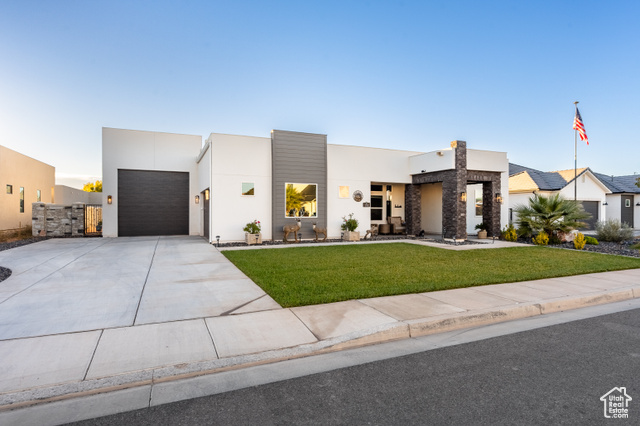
[285,183,317,217]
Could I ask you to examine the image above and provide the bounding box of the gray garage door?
[118,169,189,237]
[580,201,599,230]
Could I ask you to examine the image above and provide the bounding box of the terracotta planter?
[245,232,262,245]
[477,230,487,239]
[343,231,360,241]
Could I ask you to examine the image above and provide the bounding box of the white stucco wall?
[53,185,102,205]
[101,128,202,237]
[0,145,55,230]
[327,145,421,238]
[420,183,442,234]
[409,149,454,174]
[208,133,272,242]
[605,194,621,224]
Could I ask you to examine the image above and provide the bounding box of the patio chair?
[388,216,406,234]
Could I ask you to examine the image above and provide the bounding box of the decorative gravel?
[0,266,11,282]
[518,238,640,258]
[216,235,481,248]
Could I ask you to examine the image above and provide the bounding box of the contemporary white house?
[0,145,55,231]
[509,164,640,229]
[102,127,510,242]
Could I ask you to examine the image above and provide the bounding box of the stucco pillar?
[405,184,421,235]
[442,141,467,239]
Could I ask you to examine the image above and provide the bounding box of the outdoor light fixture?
[205,189,210,201]
[107,195,112,204]
[495,193,503,204]
[460,192,467,202]
[195,195,200,204]
[216,235,220,247]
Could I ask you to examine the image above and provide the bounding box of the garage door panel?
[118,169,189,236]
[580,201,598,231]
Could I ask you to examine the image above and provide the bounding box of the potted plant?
[341,213,360,241]
[243,220,262,245]
[475,222,488,239]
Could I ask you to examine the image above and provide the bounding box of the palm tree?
[514,193,591,239]
[285,184,304,215]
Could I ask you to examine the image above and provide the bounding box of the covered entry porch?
[405,141,504,240]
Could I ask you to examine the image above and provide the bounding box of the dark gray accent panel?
[118,169,189,237]
[580,201,598,230]
[621,195,633,228]
[271,130,327,240]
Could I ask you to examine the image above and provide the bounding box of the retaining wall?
[32,203,85,237]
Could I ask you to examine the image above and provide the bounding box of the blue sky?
[1,0,638,188]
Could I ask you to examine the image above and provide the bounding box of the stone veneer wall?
[32,203,85,237]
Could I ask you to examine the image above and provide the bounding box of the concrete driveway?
[0,236,280,340]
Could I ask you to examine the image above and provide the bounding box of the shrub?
[533,231,549,246]
[501,224,517,242]
[595,219,633,242]
[573,233,586,250]
[585,236,599,245]
[243,220,261,234]
[513,194,591,240]
[341,213,359,232]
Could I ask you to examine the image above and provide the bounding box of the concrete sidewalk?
[0,236,639,421]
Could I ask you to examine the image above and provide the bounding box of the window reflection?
[285,183,317,217]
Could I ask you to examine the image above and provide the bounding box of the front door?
[621,195,634,228]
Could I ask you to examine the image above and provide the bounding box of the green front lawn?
[222,243,640,308]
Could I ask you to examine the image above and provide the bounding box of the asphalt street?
[69,307,640,425]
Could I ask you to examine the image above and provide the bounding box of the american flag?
[573,107,589,145]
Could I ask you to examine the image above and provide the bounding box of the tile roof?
[509,163,640,194]
[592,173,640,193]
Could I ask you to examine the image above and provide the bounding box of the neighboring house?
[53,185,102,205]
[592,173,640,229]
[0,145,55,231]
[102,127,510,242]
[509,163,640,229]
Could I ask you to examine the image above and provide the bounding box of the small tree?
[636,177,640,188]
[513,194,591,240]
[83,180,102,192]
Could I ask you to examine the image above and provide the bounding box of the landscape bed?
[222,243,640,307]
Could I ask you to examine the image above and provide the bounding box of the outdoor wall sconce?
[216,235,220,247]
[107,195,112,205]
[205,189,210,201]
[460,192,467,202]
[195,195,200,204]
[495,193,503,204]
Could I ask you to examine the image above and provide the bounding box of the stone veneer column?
[442,141,467,239]
[71,203,85,236]
[31,203,46,236]
[404,184,421,235]
[482,178,501,238]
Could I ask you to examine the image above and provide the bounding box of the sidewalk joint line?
[290,309,322,341]
[132,237,160,325]
[219,294,268,316]
[204,318,219,359]
[83,329,104,381]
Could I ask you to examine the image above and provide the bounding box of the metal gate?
[84,204,103,236]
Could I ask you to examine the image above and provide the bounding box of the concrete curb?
[1,285,638,413]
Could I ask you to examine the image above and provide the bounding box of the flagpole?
[574,101,578,201]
